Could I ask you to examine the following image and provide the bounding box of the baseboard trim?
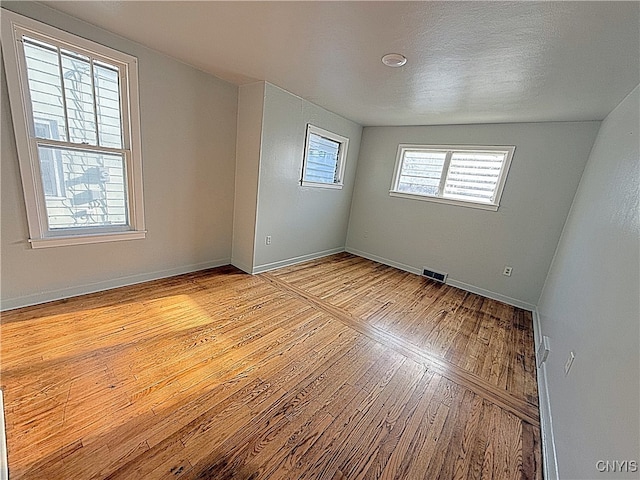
[446,278,536,311]
[252,248,345,274]
[345,247,535,311]
[230,258,253,275]
[532,309,559,480]
[0,258,231,311]
[345,247,423,275]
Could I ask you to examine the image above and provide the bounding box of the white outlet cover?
[536,335,550,366]
[564,351,575,375]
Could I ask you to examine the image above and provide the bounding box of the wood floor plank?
[324,360,427,480]
[271,253,539,405]
[262,271,540,427]
[1,254,541,479]
[390,380,451,480]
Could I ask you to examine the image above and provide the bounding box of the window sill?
[301,181,344,190]
[29,230,147,249]
[389,191,499,211]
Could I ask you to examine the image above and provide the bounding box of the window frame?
[389,144,515,211]
[300,124,349,190]
[1,10,146,248]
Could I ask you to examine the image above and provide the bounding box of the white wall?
[231,82,265,273]
[346,122,600,307]
[1,3,238,309]
[537,86,639,479]
[252,83,362,272]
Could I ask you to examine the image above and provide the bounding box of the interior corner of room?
[1,2,638,480]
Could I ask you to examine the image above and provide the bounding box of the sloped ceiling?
[35,1,640,126]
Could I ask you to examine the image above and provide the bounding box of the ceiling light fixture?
[381,53,407,67]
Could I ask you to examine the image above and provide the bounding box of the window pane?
[304,133,340,183]
[23,38,125,149]
[23,38,67,141]
[37,145,128,229]
[397,150,446,196]
[38,142,64,197]
[94,62,123,148]
[61,49,97,145]
[443,152,505,203]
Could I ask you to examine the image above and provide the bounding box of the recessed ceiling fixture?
[381,53,407,67]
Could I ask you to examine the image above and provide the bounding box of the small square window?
[301,124,349,189]
[390,144,515,211]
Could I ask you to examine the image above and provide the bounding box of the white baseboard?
[532,309,559,480]
[0,258,231,311]
[345,247,423,276]
[230,258,253,275]
[345,247,535,311]
[252,247,345,274]
[446,278,536,311]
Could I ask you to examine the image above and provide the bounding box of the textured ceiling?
[35,1,640,126]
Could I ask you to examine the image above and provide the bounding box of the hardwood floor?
[0,253,541,479]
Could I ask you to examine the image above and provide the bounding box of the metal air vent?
[422,268,448,283]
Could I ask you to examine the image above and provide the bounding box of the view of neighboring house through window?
[301,124,349,189]
[24,36,127,229]
[34,120,65,197]
[1,10,145,247]
[390,144,515,211]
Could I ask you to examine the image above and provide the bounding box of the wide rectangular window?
[301,124,349,189]
[390,144,515,211]
[1,11,145,248]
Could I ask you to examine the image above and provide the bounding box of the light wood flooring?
[0,253,541,479]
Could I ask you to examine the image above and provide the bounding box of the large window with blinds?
[390,144,515,211]
[301,124,349,189]
[1,10,145,248]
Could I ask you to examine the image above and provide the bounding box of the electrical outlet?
[536,336,550,366]
[265,236,271,245]
[564,351,575,375]
[503,266,513,276]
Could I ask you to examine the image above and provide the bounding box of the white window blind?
[390,145,515,211]
[443,151,507,203]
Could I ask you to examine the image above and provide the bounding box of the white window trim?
[1,10,146,248]
[389,144,515,211]
[301,124,349,189]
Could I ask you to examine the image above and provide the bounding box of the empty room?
[0,1,638,479]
